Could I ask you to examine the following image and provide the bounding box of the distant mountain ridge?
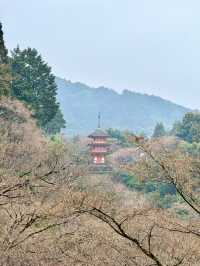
[56,77,190,136]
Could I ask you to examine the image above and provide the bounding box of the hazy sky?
[1,0,200,109]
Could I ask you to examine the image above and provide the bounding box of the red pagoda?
[88,113,109,166]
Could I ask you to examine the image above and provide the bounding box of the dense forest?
[56,77,189,136]
[0,22,200,266]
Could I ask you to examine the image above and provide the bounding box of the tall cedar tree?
[11,47,65,133]
[0,22,11,96]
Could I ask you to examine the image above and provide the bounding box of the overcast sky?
[1,0,200,109]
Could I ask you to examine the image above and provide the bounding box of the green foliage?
[50,134,64,145]
[152,122,166,138]
[0,64,12,96]
[44,108,66,135]
[179,141,200,156]
[10,47,65,133]
[118,171,177,208]
[0,22,8,64]
[107,128,130,146]
[170,121,182,135]
[149,193,177,209]
[175,112,200,143]
[175,208,189,219]
[0,22,11,96]
[120,172,144,191]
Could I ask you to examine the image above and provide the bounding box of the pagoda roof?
[88,128,109,138]
[89,142,110,146]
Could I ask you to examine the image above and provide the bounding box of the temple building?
[88,114,111,171]
[88,128,109,165]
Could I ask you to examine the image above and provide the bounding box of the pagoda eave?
[89,143,110,147]
[91,151,108,154]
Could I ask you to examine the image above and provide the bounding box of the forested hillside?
[56,77,190,136]
[1,20,200,266]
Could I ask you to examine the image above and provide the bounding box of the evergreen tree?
[44,108,66,135]
[152,122,166,138]
[0,22,11,96]
[175,112,200,143]
[11,47,65,133]
[0,22,8,64]
[170,121,182,136]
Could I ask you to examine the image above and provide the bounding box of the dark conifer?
[0,22,8,64]
[11,47,65,133]
[0,22,11,96]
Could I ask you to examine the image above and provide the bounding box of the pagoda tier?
[89,142,109,147]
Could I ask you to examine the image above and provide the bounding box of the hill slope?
[56,77,190,136]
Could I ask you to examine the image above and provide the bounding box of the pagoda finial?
[98,112,101,128]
